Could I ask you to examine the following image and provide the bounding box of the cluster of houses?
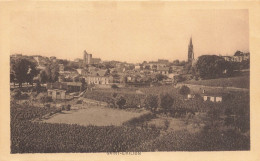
[187,88,223,103]
[222,51,249,62]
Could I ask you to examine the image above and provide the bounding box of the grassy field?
[184,75,249,89]
[43,106,149,126]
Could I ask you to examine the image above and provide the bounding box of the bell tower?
[188,37,194,63]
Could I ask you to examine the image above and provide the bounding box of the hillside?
[184,74,249,89]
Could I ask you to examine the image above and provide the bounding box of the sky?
[10,3,249,63]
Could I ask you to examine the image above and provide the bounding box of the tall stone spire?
[188,37,194,63]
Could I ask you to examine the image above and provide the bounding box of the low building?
[76,68,87,75]
[187,94,195,100]
[157,66,169,75]
[84,76,113,85]
[83,69,113,85]
[92,58,102,64]
[47,89,67,100]
[135,65,141,70]
[203,94,222,102]
[47,82,82,100]
[222,52,250,62]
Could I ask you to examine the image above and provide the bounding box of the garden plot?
[42,106,149,126]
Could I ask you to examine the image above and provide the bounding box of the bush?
[34,82,42,93]
[65,104,71,111]
[144,94,159,112]
[13,89,22,99]
[39,95,53,103]
[160,93,174,112]
[179,85,190,96]
[21,93,29,99]
[76,100,83,104]
[111,84,119,89]
[45,103,51,108]
[116,96,126,109]
[123,113,156,127]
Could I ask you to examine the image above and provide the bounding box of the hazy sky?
[10,4,249,63]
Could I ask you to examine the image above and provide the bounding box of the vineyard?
[10,100,160,153]
[10,87,250,153]
[132,129,250,151]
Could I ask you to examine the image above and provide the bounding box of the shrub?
[116,96,126,109]
[61,105,66,111]
[39,95,53,103]
[45,103,51,108]
[111,84,119,89]
[144,94,159,112]
[21,93,29,99]
[13,89,22,99]
[34,82,42,93]
[179,85,190,96]
[76,100,83,104]
[65,104,71,111]
[160,93,174,112]
[123,113,156,127]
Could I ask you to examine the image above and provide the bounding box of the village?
[10,36,250,153]
[10,37,249,102]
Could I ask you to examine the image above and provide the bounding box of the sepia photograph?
[2,2,260,160]
[8,3,251,153]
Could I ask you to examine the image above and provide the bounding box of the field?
[43,106,149,126]
[184,74,249,89]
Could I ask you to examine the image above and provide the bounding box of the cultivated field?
[43,106,149,126]
[10,84,250,153]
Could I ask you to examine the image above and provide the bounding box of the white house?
[203,95,222,102]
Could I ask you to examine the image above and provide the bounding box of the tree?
[39,70,48,84]
[224,61,236,77]
[116,96,126,109]
[144,65,151,70]
[144,94,159,112]
[196,55,226,79]
[160,93,174,113]
[179,61,186,66]
[11,58,38,87]
[80,78,87,92]
[10,71,15,87]
[35,81,42,93]
[173,60,180,66]
[155,73,167,82]
[26,63,39,86]
[179,85,190,96]
[234,50,243,56]
[169,66,173,73]
[45,63,59,82]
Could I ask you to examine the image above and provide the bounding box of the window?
[57,92,60,95]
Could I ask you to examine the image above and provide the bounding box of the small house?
[203,94,223,103]
[187,94,195,99]
[46,82,82,100]
[47,89,66,100]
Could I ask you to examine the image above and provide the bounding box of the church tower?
[188,37,194,63]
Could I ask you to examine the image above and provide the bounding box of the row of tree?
[184,55,249,80]
[10,57,61,87]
